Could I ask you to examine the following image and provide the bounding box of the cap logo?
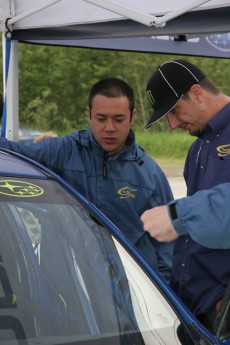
[146,90,155,107]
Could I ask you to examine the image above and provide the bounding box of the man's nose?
[105,119,115,131]
[166,114,180,130]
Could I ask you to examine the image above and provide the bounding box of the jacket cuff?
[167,201,187,236]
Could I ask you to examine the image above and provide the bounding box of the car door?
[0,175,224,345]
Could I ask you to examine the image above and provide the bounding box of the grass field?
[135,130,196,167]
[59,128,196,167]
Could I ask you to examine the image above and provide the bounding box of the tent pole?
[84,0,157,26]
[5,40,19,141]
[2,33,6,97]
[8,0,62,25]
[156,0,210,27]
[84,0,210,27]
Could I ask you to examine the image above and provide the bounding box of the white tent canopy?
[2,0,230,40]
[2,0,230,32]
[1,0,230,140]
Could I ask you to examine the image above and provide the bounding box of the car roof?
[0,149,47,178]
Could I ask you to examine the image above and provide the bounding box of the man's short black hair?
[88,77,135,116]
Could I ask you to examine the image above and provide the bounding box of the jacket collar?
[72,128,145,161]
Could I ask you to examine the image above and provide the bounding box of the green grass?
[135,130,196,166]
[59,127,195,167]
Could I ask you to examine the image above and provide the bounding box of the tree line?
[1,41,230,134]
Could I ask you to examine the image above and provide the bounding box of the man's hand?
[141,205,179,242]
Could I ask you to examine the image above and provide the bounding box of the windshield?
[0,177,181,345]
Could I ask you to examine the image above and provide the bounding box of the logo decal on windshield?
[0,180,44,197]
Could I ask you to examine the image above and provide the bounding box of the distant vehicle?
[18,127,42,143]
[0,148,229,345]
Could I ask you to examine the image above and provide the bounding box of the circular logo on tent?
[0,180,44,197]
[206,33,230,52]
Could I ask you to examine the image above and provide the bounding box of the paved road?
[162,166,187,199]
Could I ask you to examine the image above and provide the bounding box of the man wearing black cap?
[142,59,230,331]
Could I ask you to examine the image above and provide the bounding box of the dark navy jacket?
[171,103,230,315]
[0,128,174,281]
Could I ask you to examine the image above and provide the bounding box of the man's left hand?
[141,205,179,242]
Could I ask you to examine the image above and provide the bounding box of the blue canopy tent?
[1,0,230,140]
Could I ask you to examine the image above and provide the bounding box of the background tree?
[0,39,230,134]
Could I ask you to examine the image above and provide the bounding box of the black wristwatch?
[169,202,178,220]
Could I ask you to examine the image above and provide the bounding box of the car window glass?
[0,178,183,345]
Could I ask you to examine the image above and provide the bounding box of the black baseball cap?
[145,60,206,129]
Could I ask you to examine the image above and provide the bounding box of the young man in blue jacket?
[143,59,230,331]
[0,77,174,282]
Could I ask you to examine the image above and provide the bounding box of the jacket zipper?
[103,153,107,179]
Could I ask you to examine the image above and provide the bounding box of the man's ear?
[189,84,203,103]
[131,109,137,125]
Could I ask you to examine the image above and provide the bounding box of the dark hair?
[183,77,220,99]
[182,77,220,102]
[88,77,135,118]
[199,78,220,94]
